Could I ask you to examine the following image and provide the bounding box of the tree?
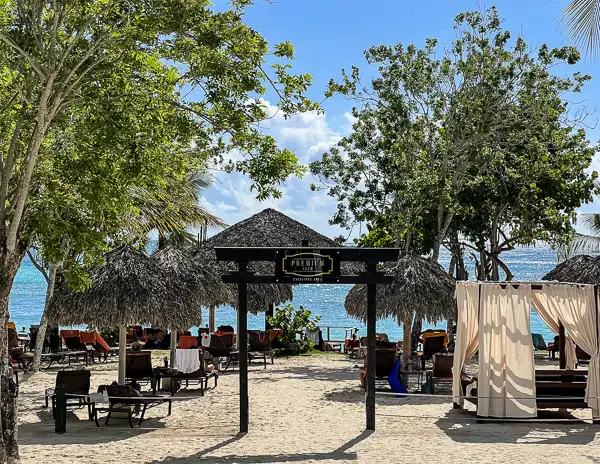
[311,7,597,351]
[0,2,317,461]
[312,7,597,275]
[563,0,600,58]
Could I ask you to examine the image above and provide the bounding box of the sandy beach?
[16,352,600,464]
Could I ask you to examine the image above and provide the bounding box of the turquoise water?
[8,245,560,342]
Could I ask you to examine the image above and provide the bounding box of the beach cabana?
[345,254,456,362]
[48,246,209,383]
[197,208,362,330]
[452,281,599,420]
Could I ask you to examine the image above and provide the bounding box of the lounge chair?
[420,332,448,370]
[547,335,560,360]
[178,335,199,349]
[426,353,453,394]
[575,345,591,368]
[157,349,219,395]
[532,333,547,351]
[80,331,116,363]
[63,335,90,365]
[248,330,275,368]
[44,369,92,419]
[93,384,172,427]
[360,348,397,390]
[205,333,236,371]
[125,351,156,391]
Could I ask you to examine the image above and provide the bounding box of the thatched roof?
[345,254,456,324]
[542,254,600,285]
[200,208,363,274]
[151,246,232,308]
[49,246,205,329]
[196,208,364,313]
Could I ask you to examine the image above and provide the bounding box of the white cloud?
[203,99,353,239]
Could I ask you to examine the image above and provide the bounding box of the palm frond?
[580,213,600,235]
[570,232,600,254]
[562,0,600,58]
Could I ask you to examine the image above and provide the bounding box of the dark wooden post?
[366,262,377,431]
[238,261,249,434]
[559,322,566,370]
[265,303,274,331]
[54,388,66,434]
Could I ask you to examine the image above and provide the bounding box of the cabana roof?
[196,208,363,312]
[49,246,204,329]
[151,245,232,308]
[345,254,456,324]
[542,254,600,285]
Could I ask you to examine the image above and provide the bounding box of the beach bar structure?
[452,281,600,420]
[216,246,399,432]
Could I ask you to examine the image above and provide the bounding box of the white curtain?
[452,282,480,405]
[543,285,600,415]
[531,292,577,370]
[478,284,537,418]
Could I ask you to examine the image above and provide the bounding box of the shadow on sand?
[18,409,166,446]
[151,430,373,463]
[435,408,599,445]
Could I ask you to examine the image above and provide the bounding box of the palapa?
[152,245,232,309]
[197,208,362,313]
[49,246,205,330]
[345,254,456,324]
[542,254,600,285]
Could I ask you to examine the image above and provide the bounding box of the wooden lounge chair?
[426,353,453,394]
[125,351,156,391]
[44,369,92,419]
[248,330,275,368]
[205,333,236,371]
[157,350,219,395]
[92,384,172,427]
[63,335,90,365]
[420,332,447,370]
[360,348,397,390]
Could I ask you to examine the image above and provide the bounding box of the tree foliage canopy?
[311,7,598,277]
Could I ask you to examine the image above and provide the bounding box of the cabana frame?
[454,280,600,419]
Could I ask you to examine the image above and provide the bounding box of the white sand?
[16,352,600,464]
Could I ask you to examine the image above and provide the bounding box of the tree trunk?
[31,265,58,372]
[0,251,25,464]
[402,316,413,368]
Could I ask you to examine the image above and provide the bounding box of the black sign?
[275,249,341,283]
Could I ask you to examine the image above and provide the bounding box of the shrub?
[267,304,321,354]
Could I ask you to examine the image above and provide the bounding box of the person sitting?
[131,342,142,352]
[8,328,22,358]
[142,330,165,350]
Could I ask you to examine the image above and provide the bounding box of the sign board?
[275,249,341,283]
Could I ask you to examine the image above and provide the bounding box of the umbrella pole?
[118,326,127,385]
[209,307,216,333]
[170,329,177,368]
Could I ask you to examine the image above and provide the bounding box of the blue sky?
[203,0,600,238]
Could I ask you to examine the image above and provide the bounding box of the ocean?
[8,245,560,342]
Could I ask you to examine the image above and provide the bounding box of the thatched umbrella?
[542,254,600,284]
[152,246,232,308]
[345,254,456,362]
[151,245,233,365]
[49,246,209,383]
[196,208,361,329]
